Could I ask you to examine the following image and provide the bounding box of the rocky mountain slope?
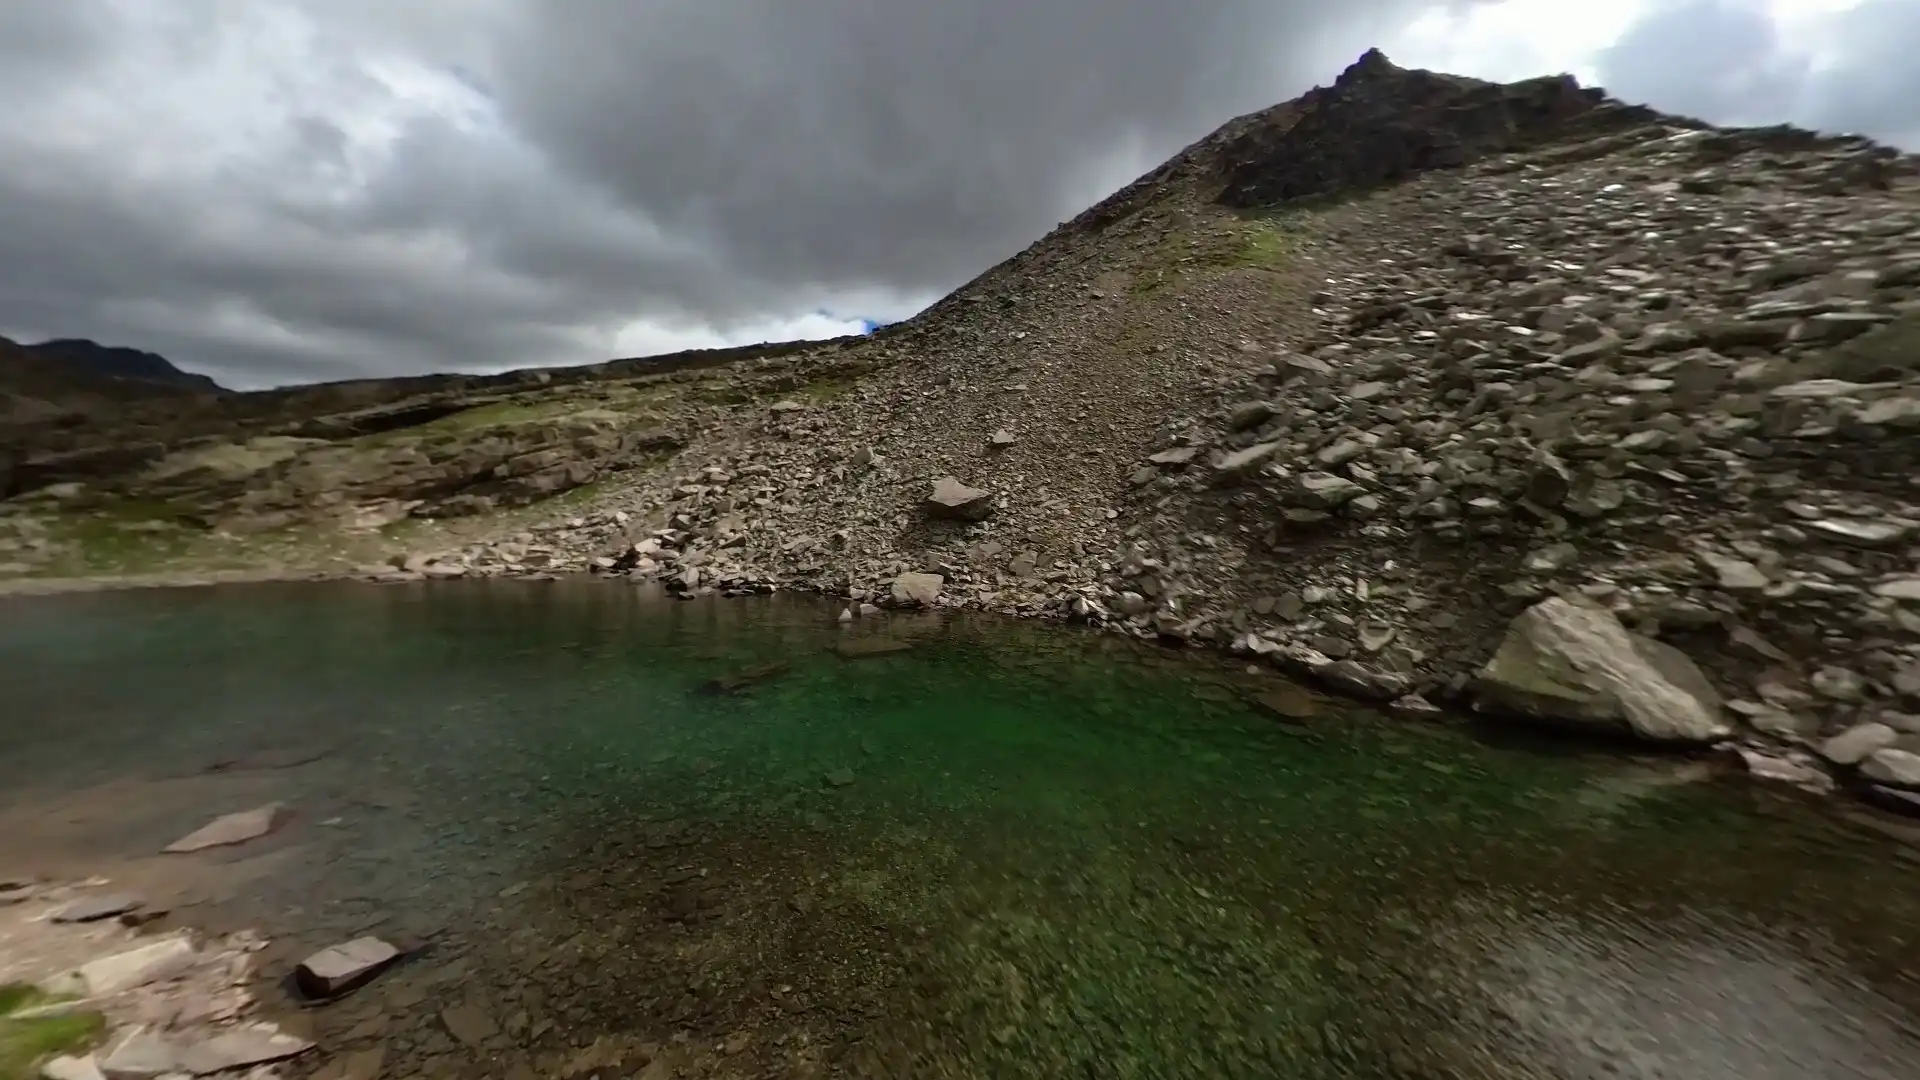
[7,51,1920,808]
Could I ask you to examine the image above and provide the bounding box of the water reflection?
[2,580,1918,1078]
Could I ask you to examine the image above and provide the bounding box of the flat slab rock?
[1473,595,1730,743]
[97,1022,314,1078]
[59,934,198,998]
[163,804,290,854]
[176,1024,315,1074]
[294,936,402,998]
[52,893,144,924]
[924,477,993,521]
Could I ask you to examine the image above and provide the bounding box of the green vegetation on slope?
[0,985,104,1080]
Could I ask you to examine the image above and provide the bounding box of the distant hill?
[11,337,223,393]
[1,335,225,429]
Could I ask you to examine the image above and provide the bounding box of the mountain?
[6,52,1920,791]
[17,337,224,393]
[0,333,224,431]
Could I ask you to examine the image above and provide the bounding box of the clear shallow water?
[2,581,1919,1079]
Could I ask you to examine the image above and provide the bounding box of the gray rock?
[1227,401,1277,431]
[72,934,198,997]
[177,1024,315,1075]
[52,894,143,924]
[1212,441,1281,482]
[1389,693,1444,718]
[1734,748,1834,793]
[1698,551,1767,591]
[1293,472,1365,508]
[1810,666,1866,702]
[1147,446,1199,467]
[1313,660,1413,702]
[441,1003,498,1047]
[98,1030,179,1080]
[40,1056,105,1080]
[1806,517,1914,549]
[1473,596,1729,743]
[1817,722,1899,766]
[925,477,993,521]
[1860,746,1920,789]
[294,936,401,999]
[890,572,943,607]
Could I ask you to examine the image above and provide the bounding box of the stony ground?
[6,53,1920,812]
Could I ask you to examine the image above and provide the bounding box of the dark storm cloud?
[0,0,1913,389]
[1597,0,1920,148]
[485,0,1429,319]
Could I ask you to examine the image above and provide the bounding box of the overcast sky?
[1,0,1914,390]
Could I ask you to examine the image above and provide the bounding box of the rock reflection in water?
[1,579,1918,1079]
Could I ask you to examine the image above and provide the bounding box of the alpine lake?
[2,579,1918,1079]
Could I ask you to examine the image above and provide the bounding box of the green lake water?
[2,580,1918,1079]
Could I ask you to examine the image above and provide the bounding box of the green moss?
[1234,221,1294,268]
[793,375,858,402]
[0,985,105,1080]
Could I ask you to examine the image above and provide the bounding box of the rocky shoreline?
[0,807,392,1080]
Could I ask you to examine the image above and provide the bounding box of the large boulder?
[1473,595,1730,743]
[890,572,944,607]
[925,477,993,521]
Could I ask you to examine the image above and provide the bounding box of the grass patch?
[44,512,201,575]
[793,374,858,402]
[1234,221,1294,268]
[0,984,105,1080]
[1129,210,1308,296]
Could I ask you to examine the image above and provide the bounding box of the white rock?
[1818,722,1899,766]
[71,935,198,997]
[98,1028,179,1080]
[162,805,288,854]
[1861,747,1920,789]
[41,1056,106,1080]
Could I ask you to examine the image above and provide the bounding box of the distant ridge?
[13,337,224,393]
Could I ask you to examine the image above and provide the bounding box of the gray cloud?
[1597,0,1920,148]
[0,0,1913,389]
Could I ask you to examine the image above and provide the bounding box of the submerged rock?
[1473,596,1729,743]
[695,662,792,695]
[1254,684,1320,721]
[833,638,915,659]
[162,804,289,854]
